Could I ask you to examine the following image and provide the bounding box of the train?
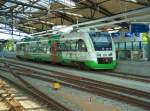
[16,30,116,70]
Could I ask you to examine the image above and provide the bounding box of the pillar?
[148,24,150,61]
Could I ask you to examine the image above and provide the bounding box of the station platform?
[115,60,150,77]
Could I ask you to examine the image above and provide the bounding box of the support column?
[148,24,150,61]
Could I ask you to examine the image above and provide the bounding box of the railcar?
[16,31,116,69]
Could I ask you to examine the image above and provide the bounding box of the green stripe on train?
[84,60,116,69]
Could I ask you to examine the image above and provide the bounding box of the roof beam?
[121,0,150,6]
[53,12,75,23]
[30,7,150,36]
[15,0,41,16]
[96,0,111,5]
[81,14,150,29]
[0,0,5,5]
[79,0,113,16]
[0,11,26,20]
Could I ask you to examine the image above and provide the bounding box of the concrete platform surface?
[115,60,150,77]
[60,92,120,111]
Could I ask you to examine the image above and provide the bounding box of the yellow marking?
[51,83,61,89]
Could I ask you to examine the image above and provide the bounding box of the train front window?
[89,32,112,51]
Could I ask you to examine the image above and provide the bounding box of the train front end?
[85,32,116,70]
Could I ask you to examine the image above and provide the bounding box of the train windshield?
[89,32,112,51]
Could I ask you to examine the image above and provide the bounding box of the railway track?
[1,58,150,83]
[0,62,72,111]
[0,59,150,110]
[12,58,150,83]
[0,79,25,111]
[95,71,150,83]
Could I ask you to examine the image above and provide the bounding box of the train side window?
[16,45,20,51]
[21,44,25,52]
[56,42,61,51]
[70,40,77,51]
[77,39,87,52]
[37,41,43,53]
[65,41,71,51]
[58,42,65,51]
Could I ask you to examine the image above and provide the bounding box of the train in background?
[16,29,116,70]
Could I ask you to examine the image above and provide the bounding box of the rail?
[0,60,150,110]
[0,61,71,111]
[0,79,25,111]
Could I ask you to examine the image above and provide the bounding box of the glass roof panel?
[0,23,28,39]
[25,7,39,13]
[5,2,16,7]
[31,0,76,11]
[17,14,29,18]
[36,0,49,7]
[5,0,30,7]
[17,0,30,4]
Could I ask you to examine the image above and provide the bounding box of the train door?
[51,41,57,64]
[76,39,88,61]
[23,43,28,58]
[16,44,20,56]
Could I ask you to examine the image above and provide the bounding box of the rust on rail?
[0,79,25,111]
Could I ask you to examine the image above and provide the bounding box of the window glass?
[89,32,112,51]
[70,40,77,51]
[65,41,71,51]
[77,39,87,52]
[16,44,21,51]
[54,39,87,52]
[119,42,125,50]
[126,42,132,49]
[115,43,119,49]
[133,42,139,49]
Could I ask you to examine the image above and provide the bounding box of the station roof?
[0,0,150,34]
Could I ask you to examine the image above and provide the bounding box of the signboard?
[125,32,132,37]
[134,32,140,37]
[111,32,120,38]
[141,33,148,44]
[131,24,149,33]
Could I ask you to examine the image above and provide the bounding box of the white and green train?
[16,31,116,69]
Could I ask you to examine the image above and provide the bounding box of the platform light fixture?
[30,0,38,2]
[108,30,119,33]
[114,26,122,30]
[57,10,83,17]
[126,0,137,3]
[32,20,54,25]
[107,28,113,31]
[55,0,76,8]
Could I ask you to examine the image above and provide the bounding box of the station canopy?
[0,0,150,35]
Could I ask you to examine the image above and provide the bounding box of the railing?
[115,41,148,60]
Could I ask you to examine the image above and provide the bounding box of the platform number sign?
[130,24,149,33]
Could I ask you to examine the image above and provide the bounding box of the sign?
[131,24,149,33]
[134,32,140,37]
[111,32,120,38]
[141,33,148,44]
[125,32,132,37]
